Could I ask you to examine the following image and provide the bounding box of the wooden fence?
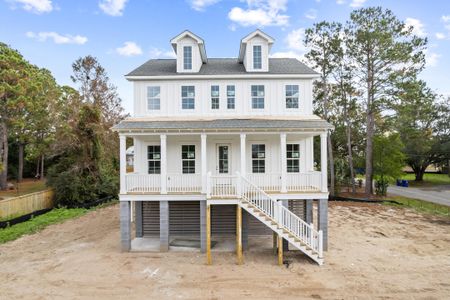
[0,189,54,220]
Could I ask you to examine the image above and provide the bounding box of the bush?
[375,177,389,196]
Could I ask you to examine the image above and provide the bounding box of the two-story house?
[113,30,331,266]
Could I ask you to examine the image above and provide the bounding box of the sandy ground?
[0,202,449,299]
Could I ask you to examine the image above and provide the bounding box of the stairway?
[239,176,324,265]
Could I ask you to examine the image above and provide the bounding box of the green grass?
[0,200,117,244]
[398,173,450,187]
[386,195,450,217]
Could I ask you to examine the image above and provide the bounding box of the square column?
[305,199,313,224]
[201,133,207,193]
[160,200,169,252]
[160,134,167,194]
[320,132,328,192]
[135,201,143,238]
[119,135,126,194]
[280,133,287,193]
[242,210,249,251]
[240,133,246,177]
[318,198,328,251]
[200,200,206,253]
[236,205,243,265]
[206,204,212,265]
[120,201,131,251]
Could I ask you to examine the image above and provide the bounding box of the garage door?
[169,201,200,236]
[142,201,159,236]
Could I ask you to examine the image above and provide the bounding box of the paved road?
[388,185,450,206]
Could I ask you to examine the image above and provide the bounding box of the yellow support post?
[206,204,212,265]
[277,234,283,266]
[236,205,243,265]
[273,232,277,255]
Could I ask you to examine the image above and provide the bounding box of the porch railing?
[247,173,281,192]
[167,173,202,193]
[207,173,239,198]
[286,172,321,192]
[125,174,161,193]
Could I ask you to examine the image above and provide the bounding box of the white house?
[113,30,331,266]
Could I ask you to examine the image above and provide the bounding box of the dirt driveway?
[0,202,449,299]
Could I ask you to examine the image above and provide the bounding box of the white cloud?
[405,17,426,37]
[189,0,220,11]
[149,47,176,59]
[285,28,306,52]
[26,31,87,44]
[99,0,128,16]
[228,0,289,27]
[435,32,446,40]
[9,0,53,14]
[336,0,345,4]
[425,51,440,68]
[116,41,143,56]
[349,0,366,8]
[270,51,303,60]
[441,15,450,22]
[305,9,317,20]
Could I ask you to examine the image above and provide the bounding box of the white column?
[320,132,328,192]
[160,134,167,194]
[201,133,207,193]
[119,135,126,194]
[280,133,287,193]
[240,133,246,178]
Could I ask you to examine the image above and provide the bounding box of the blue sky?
[1,0,449,113]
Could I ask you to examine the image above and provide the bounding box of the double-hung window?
[286,85,299,109]
[211,85,219,109]
[147,145,161,174]
[252,144,265,173]
[253,45,262,69]
[227,85,235,109]
[287,144,300,173]
[251,85,265,109]
[181,86,195,109]
[147,86,160,110]
[182,145,196,174]
[183,46,192,70]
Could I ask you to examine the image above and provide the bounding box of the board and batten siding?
[133,78,313,118]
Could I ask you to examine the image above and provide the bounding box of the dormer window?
[183,46,192,70]
[253,45,262,69]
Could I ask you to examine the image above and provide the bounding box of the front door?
[216,144,231,174]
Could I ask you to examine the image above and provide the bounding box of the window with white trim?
[252,144,265,173]
[227,85,235,109]
[147,86,160,110]
[287,144,300,173]
[253,45,262,69]
[251,85,264,109]
[211,85,219,109]
[182,145,195,174]
[147,145,161,174]
[181,86,195,109]
[286,85,299,109]
[183,46,192,70]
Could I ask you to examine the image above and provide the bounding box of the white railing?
[207,173,239,198]
[247,173,281,192]
[167,173,202,193]
[125,174,161,193]
[286,172,321,192]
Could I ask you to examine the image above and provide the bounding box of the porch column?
[160,134,167,194]
[236,205,243,265]
[206,204,212,265]
[201,133,207,194]
[135,201,143,238]
[320,132,328,192]
[305,199,313,224]
[200,200,206,253]
[120,201,131,251]
[242,210,249,251]
[160,200,169,252]
[280,133,287,193]
[318,198,328,251]
[119,135,126,194]
[240,133,246,177]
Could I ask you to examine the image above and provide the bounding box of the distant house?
[113,30,331,266]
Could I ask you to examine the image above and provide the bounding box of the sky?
[1,0,449,113]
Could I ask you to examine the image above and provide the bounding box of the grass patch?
[398,173,450,187]
[0,199,117,244]
[386,195,450,217]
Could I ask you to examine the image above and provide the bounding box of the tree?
[345,7,426,196]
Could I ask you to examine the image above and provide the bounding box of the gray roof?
[126,58,317,77]
[113,119,332,131]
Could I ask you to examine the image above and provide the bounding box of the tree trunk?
[415,166,427,181]
[40,155,44,180]
[327,134,335,195]
[35,157,40,179]
[346,120,356,194]
[365,110,375,196]
[0,122,8,190]
[18,143,24,182]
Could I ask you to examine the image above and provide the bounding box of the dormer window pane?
[286,85,299,109]
[253,45,262,69]
[147,86,160,110]
[251,85,264,109]
[182,86,195,109]
[211,85,219,109]
[183,46,192,70]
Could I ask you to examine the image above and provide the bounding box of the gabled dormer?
[170,30,207,73]
[238,29,274,73]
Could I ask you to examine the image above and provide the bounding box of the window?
[227,85,235,109]
[253,45,262,69]
[251,85,265,109]
[252,144,265,173]
[211,85,219,109]
[286,85,299,109]
[147,86,160,110]
[287,144,300,173]
[182,145,195,174]
[183,46,192,70]
[147,145,161,174]
[182,86,195,109]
